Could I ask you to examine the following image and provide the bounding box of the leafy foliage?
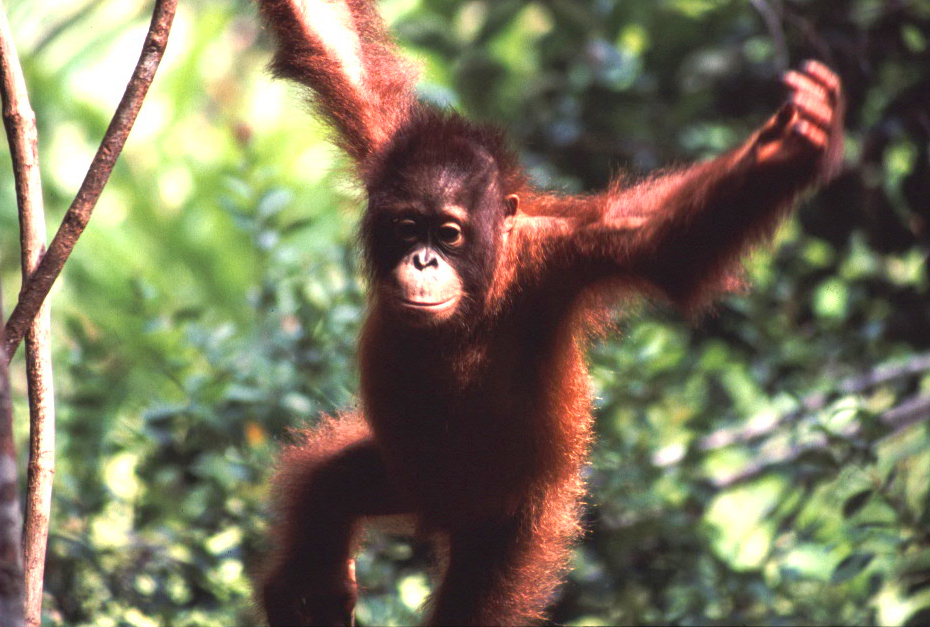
[1,0,928,625]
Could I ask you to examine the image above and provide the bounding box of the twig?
[17,87,55,627]
[32,0,100,56]
[0,3,34,625]
[749,0,789,72]
[0,1,56,624]
[654,351,930,467]
[880,393,930,433]
[782,8,832,65]
[2,0,179,363]
[708,394,930,489]
[837,352,930,395]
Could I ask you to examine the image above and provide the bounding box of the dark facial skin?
[363,138,517,328]
[383,199,468,325]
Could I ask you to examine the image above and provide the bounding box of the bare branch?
[837,352,930,395]
[0,2,26,621]
[0,1,57,624]
[3,0,179,363]
[654,351,930,468]
[708,394,930,489]
[782,7,833,65]
[880,393,930,433]
[32,0,100,56]
[14,89,54,627]
[22,307,53,627]
[0,1,42,235]
[749,0,789,72]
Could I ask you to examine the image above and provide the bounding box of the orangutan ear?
[504,194,520,233]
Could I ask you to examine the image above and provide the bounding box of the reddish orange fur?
[254,3,844,625]
[256,0,419,162]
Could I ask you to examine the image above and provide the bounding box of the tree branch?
[749,0,789,72]
[653,351,930,468]
[0,0,57,623]
[0,1,30,625]
[11,64,54,627]
[0,332,23,627]
[32,0,100,56]
[2,0,179,363]
[708,394,930,489]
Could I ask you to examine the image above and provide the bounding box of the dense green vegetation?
[2,0,929,624]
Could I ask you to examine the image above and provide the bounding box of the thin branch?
[2,0,179,363]
[879,393,930,433]
[0,2,30,625]
[31,0,101,56]
[782,8,833,65]
[15,74,55,627]
[836,352,930,395]
[654,351,930,467]
[0,1,56,624]
[708,394,930,489]
[22,333,53,627]
[749,0,789,72]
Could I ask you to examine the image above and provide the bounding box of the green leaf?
[832,553,875,584]
[842,490,873,518]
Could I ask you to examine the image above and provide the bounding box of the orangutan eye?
[394,218,419,243]
[437,222,463,247]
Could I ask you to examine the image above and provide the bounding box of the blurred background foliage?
[1,0,929,624]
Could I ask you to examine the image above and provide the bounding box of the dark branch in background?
[706,351,930,452]
[749,0,789,72]
[653,352,930,486]
[708,393,930,489]
[2,0,179,364]
[31,0,99,55]
[782,6,833,65]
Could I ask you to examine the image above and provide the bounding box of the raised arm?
[255,0,420,164]
[513,61,843,313]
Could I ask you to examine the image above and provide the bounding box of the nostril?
[414,250,438,270]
